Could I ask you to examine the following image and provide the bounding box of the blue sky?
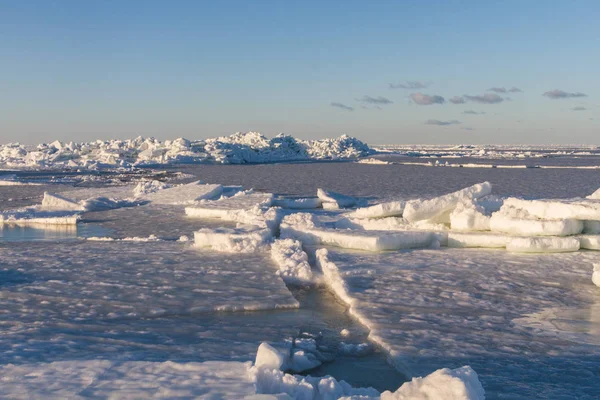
[1,0,598,144]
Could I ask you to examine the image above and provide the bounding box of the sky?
[0,0,598,145]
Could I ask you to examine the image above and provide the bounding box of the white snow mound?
[270,239,313,284]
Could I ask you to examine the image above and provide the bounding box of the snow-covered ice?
[351,200,405,219]
[317,188,360,209]
[403,182,492,223]
[270,238,313,284]
[315,247,600,399]
[194,225,273,253]
[506,236,581,253]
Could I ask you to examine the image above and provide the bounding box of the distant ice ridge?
[0,132,373,170]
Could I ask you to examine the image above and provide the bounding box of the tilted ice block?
[584,220,600,234]
[193,226,272,253]
[503,197,600,220]
[281,224,434,252]
[351,200,405,219]
[142,181,223,204]
[185,192,274,217]
[270,239,313,284]
[577,235,600,250]
[450,199,490,231]
[506,237,580,253]
[0,209,80,225]
[489,214,583,236]
[272,197,322,209]
[41,192,84,211]
[317,188,358,208]
[447,232,512,248]
[403,182,492,223]
[588,188,600,199]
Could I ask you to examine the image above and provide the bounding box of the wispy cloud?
[509,87,522,93]
[358,95,393,105]
[572,106,587,111]
[410,92,445,105]
[389,81,429,89]
[543,89,587,99]
[487,87,507,93]
[449,96,466,104]
[425,119,461,126]
[461,127,475,131]
[464,93,504,104]
[330,102,354,111]
[462,110,486,115]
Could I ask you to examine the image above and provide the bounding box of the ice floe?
[194,225,273,253]
[317,188,361,209]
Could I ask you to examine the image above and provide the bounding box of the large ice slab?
[282,215,433,251]
[194,226,272,253]
[140,181,223,205]
[317,188,359,209]
[503,197,600,220]
[447,232,512,248]
[490,213,583,236]
[351,200,405,219]
[0,209,80,225]
[185,192,274,217]
[0,241,299,322]
[403,182,492,223]
[315,247,600,399]
[40,192,84,211]
[506,237,580,253]
[0,360,256,399]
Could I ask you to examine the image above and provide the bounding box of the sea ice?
[446,232,512,248]
[449,199,490,231]
[272,197,322,209]
[506,237,581,253]
[489,213,583,236]
[40,192,84,211]
[503,197,600,220]
[351,200,405,219]
[270,238,313,284]
[403,182,492,223]
[578,235,600,250]
[317,188,359,209]
[140,181,223,204]
[194,225,273,253]
[314,247,599,399]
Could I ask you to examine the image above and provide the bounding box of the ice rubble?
[253,342,484,400]
[273,197,322,209]
[0,132,373,170]
[270,239,313,285]
[194,226,273,253]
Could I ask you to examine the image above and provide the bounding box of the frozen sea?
[1,157,600,399]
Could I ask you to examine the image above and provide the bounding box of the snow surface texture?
[0,343,484,400]
[315,248,600,399]
[0,132,373,170]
